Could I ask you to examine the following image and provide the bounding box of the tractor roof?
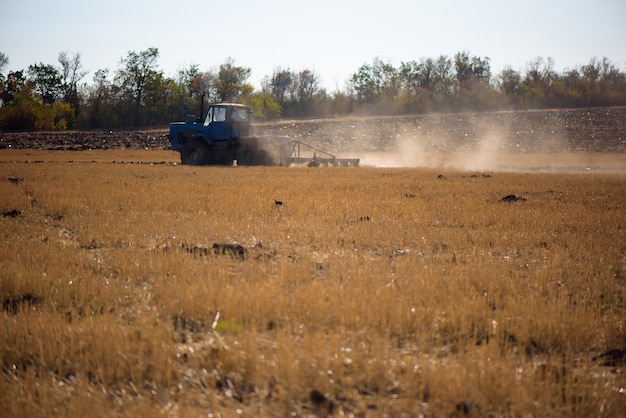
[210,103,250,108]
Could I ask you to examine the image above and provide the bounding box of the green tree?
[398,60,431,113]
[521,57,555,108]
[286,69,321,116]
[417,57,435,89]
[453,52,492,109]
[399,60,422,95]
[27,63,62,105]
[81,69,117,128]
[350,58,399,108]
[553,68,589,107]
[351,62,376,103]
[263,68,293,106]
[293,69,319,103]
[454,51,473,90]
[0,83,40,130]
[496,66,522,107]
[115,47,161,125]
[177,63,201,98]
[248,92,281,119]
[173,64,204,119]
[143,72,181,125]
[597,57,626,106]
[36,102,75,130]
[215,58,252,103]
[0,70,26,106]
[431,55,453,107]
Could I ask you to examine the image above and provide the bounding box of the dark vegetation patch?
[592,349,626,367]
[181,243,247,260]
[2,293,38,314]
[501,194,527,202]
[2,209,21,218]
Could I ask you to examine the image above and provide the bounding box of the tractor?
[168,103,359,167]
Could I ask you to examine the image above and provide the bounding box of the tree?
[177,63,202,98]
[82,69,117,128]
[521,56,557,108]
[454,52,491,90]
[261,67,323,117]
[452,52,492,109]
[35,102,75,130]
[248,92,281,119]
[432,55,453,99]
[0,70,25,106]
[418,57,435,89]
[27,63,62,105]
[399,60,422,95]
[470,56,491,82]
[398,60,430,113]
[264,68,293,105]
[350,62,376,103]
[215,58,252,103]
[350,58,399,106]
[496,66,522,107]
[289,69,320,115]
[0,52,7,107]
[143,72,181,125]
[0,52,8,74]
[115,47,161,125]
[0,82,40,130]
[58,51,86,115]
[454,51,473,89]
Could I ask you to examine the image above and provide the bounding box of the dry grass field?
[1,149,625,417]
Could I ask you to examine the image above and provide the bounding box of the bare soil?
[1,107,625,170]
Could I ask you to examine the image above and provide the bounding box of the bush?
[0,97,39,130]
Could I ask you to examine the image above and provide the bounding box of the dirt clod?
[592,349,626,367]
[501,194,526,202]
[2,293,38,314]
[2,209,21,217]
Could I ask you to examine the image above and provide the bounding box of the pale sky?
[1,0,625,91]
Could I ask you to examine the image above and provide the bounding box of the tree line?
[1,48,625,131]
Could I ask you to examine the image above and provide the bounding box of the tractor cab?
[202,103,252,140]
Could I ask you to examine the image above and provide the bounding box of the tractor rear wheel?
[237,146,258,165]
[181,139,209,165]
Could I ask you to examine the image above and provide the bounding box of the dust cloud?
[257,108,625,172]
[349,119,516,170]
[354,139,625,172]
[347,116,622,172]
[356,136,508,170]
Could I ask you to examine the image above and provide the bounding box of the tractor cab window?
[232,107,250,123]
[214,107,227,122]
[203,108,213,126]
[203,107,227,126]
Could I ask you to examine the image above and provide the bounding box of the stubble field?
[1,108,625,417]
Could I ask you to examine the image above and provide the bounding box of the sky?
[1,0,625,92]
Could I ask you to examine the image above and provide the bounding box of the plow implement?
[286,140,360,167]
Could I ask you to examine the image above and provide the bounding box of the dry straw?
[1,157,625,416]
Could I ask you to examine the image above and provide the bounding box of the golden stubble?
[1,154,625,416]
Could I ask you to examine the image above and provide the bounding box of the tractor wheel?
[237,147,258,165]
[181,139,209,165]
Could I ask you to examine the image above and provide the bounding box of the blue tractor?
[169,102,359,167]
